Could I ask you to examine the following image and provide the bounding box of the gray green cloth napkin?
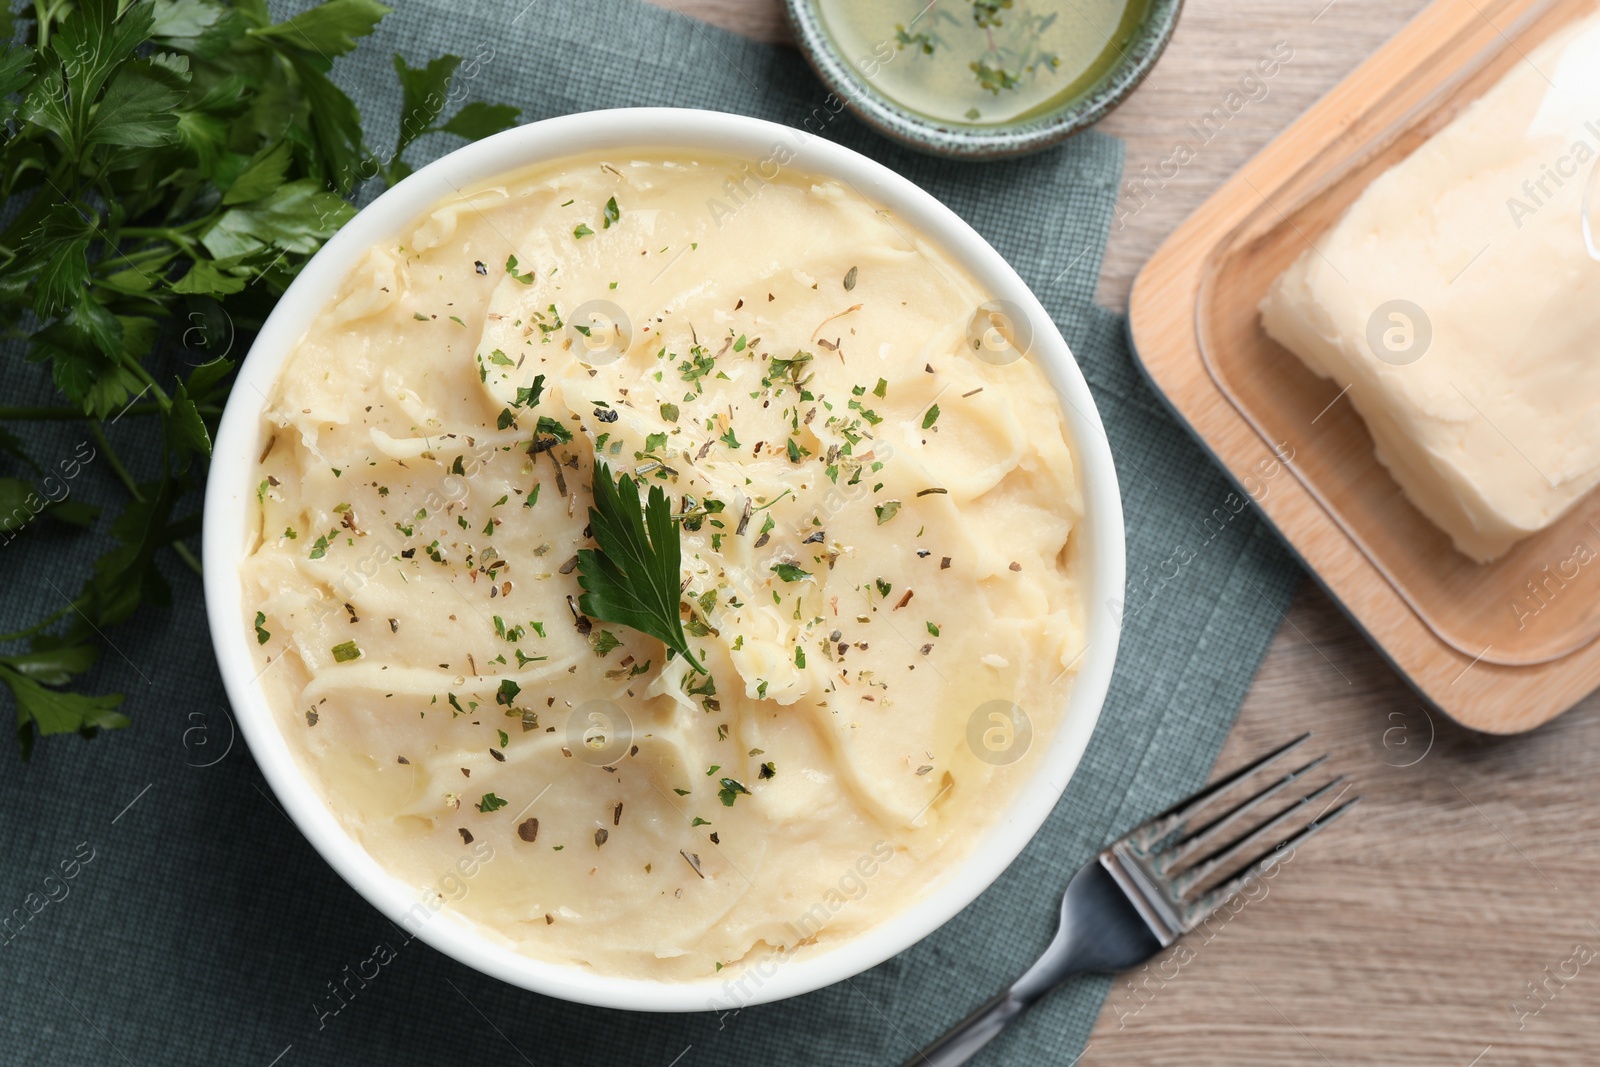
[0,1,1300,1062]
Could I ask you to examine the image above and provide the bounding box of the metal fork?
[900,733,1357,1067]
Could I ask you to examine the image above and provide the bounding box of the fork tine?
[1172,776,1348,895]
[1138,732,1311,842]
[1179,795,1361,931]
[1157,754,1330,871]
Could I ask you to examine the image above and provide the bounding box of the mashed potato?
[243,150,1084,978]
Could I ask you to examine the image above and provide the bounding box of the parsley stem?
[120,222,209,239]
[32,0,70,50]
[84,425,202,578]
[89,423,144,503]
[0,601,75,644]
[95,246,181,274]
[121,360,171,408]
[171,542,203,578]
[750,489,795,513]
[0,403,210,422]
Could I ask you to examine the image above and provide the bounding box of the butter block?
[1260,12,1600,562]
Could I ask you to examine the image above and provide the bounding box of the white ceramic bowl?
[204,107,1125,1012]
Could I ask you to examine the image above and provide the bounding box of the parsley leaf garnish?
[576,462,706,674]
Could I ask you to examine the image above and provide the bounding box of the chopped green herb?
[718,778,751,806]
[476,792,508,813]
[254,612,271,645]
[536,416,573,443]
[331,641,361,663]
[517,375,547,409]
[922,404,941,429]
[771,562,811,582]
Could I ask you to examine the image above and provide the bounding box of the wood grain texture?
[653,0,1600,1060]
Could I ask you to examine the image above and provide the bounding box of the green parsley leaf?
[1,665,128,759]
[535,416,573,443]
[516,375,546,409]
[438,101,521,140]
[771,562,810,582]
[575,462,705,674]
[476,792,508,813]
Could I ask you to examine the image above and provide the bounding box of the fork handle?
[897,988,1034,1067]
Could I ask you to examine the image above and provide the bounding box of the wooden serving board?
[1128,0,1599,733]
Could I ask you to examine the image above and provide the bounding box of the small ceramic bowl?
[786,0,1183,158]
[204,108,1125,1011]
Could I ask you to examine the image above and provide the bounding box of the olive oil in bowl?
[815,0,1153,127]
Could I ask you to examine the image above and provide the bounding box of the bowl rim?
[202,106,1126,1013]
[783,0,1185,158]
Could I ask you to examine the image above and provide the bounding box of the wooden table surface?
[653,1,1600,1062]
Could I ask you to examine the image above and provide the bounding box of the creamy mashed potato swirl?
[244,151,1084,978]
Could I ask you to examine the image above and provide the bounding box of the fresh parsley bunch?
[0,0,519,757]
